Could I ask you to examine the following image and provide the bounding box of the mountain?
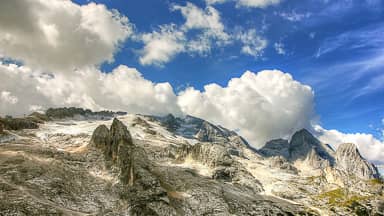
[335,143,380,180]
[0,110,383,215]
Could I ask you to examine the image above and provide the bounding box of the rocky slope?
[0,112,383,215]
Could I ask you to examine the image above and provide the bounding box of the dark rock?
[108,118,133,163]
[289,129,334,164]
[259,139,290,158]
[160,114,180,132]
[0,122,3,134]
[0,117,39,130]
[45,107,126,120]
[90,125,110,150]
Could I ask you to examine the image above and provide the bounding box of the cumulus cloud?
[138,2,232,66]
[139,25,185,66]
[172,3,229,42]
[206,0,281,8]
[235,29,268,58]
[178,70,315,147]
[0,0,132,72]
[137,2,272,65]
[0,62,181,117]
[314,125,384,164]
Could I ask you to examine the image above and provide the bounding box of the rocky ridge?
[0,111,382,215]
[335,143,380,180]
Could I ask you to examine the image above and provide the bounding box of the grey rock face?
[90,124,110,150]
[259,139,290,158]
[88,118,316,215]
[335,143,380,180]
[289,129,335,165]
[269,156,298,174]
[156,114,236,143]
[195,121,229,143]
[259,129,335,170]
[176,143,233,167]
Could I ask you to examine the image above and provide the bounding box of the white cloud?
[1,91,18,105]
[206,0,281,8]
[139,25,185,66]
[274,42,286,55]
[139,2,231,66]
[206,0,228,4]
[276,11,312,22]
[173,3,229,42]
[0,0,132,72]
[237,0,281,8]
[178,70,315,147]
[0,62,181,117]
[236,29,268,58]
[315,125,384,164]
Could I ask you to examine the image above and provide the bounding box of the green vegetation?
[368,178,383,185]
[317,188,372,214]
[318,188,346,205]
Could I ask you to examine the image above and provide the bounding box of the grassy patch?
[317,188,370,208]
[368,178,383,185]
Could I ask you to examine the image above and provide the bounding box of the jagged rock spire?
[335,143,380,179]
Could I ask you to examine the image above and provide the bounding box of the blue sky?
[70,0,384,138]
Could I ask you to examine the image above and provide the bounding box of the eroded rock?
[335,143,380,180]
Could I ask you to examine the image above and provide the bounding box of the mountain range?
[0,108,383,215]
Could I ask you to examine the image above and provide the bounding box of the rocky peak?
[196,121,229,143]
[289,129,335,165]
[160,114,180,132]
[109,118,133,163]
[91,118,135,184]
[335,143,380,180]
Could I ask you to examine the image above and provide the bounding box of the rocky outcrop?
[335,143,380,180]
[174,142,264,193]
[259,139,290,158]
[195,121,230,143]
[175,143,233,167]
[91,118,174,214]
[260,129,335,170]
[90,125,110,154]
[0,122,3,134]
[269,156,298,174]
[289,129,335,165]
[159,114,180,132]
[0,117,39,130]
